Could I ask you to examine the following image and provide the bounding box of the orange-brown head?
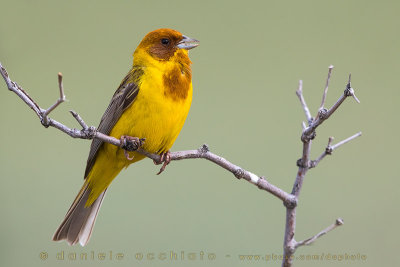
[133,28,199,64]
[133,29,199,101]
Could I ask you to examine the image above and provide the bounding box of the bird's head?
[133,29,199,65]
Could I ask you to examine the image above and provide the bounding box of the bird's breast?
[162,66,191,101]
[108,65,193,159]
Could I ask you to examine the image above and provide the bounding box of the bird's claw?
[120,135,144,161]
[124,150,134,161]
[153,151,171,175]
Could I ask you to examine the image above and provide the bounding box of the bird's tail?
[52,181,107,246]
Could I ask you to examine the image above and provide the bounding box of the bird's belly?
[126,98,189,153]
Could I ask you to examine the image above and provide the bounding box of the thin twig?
[318,65,334,111]
[295,80,312,125]
[42,72,66,126]
[0,63,42,118]
[70,110,89,129]
[301,121,307,131]
[296,218,344,248]
[331,131,362,150]
[311,132,362,168]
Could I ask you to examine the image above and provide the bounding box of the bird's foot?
[153,151,171,175]
[120,135,145,161]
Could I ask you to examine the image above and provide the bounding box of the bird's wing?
[84,68,143,178]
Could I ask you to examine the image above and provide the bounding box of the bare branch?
[144,144,295,204]
[0,62,293,205]
[295,80,312,125]
[282,69,360,267]
[311,132,362,168]
[42,72,66,126]
[0,63,42,119]
[301,75,360,143]
[70,110,89,130]
[318,65,334,111]
[331,131,362,150]
[0,62,118,145]
[296,218,344,248]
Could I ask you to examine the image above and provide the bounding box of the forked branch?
[311,132,362,168]
[318,65,334,112]
[41,73,66,126]
[282,66,360,267]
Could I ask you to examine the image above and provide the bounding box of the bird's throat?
[162,52,192,101]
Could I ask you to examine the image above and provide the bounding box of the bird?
[52,28,199,246]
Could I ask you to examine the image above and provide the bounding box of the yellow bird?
[53,28,199,246]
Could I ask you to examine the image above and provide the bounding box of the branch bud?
[318,108,328,120]
[284,195,298,209]
[234,168,245,179]
[198,144,209,153]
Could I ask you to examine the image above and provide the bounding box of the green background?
[0,0,398,266]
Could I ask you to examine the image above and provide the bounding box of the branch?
[143,144,296,204]
[282,66,360,267]
[301,73,360,143]
[70,110,89,129]
[318,65,334,112]
[295,218,344,248]
[295,80,312,125]
[311,132,362,168]
[0,64,42,119]
[41,73,66,126]
[0,62,293,205]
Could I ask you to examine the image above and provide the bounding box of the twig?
[70,110,89,129]
[301,121,307,131]
[318,65,334,112]
[331,131,362,150]
[41,72,66,126]
[310,132,362,168]
[295,80,312,125]
[295,218,344,248]
[0,64,42,119]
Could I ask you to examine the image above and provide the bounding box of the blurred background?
[0,0,398,266]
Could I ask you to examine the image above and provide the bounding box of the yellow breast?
[106,56,193,166]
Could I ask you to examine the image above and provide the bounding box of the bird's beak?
[176,35,200,50]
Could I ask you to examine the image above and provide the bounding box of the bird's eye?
[161,38,170,45]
